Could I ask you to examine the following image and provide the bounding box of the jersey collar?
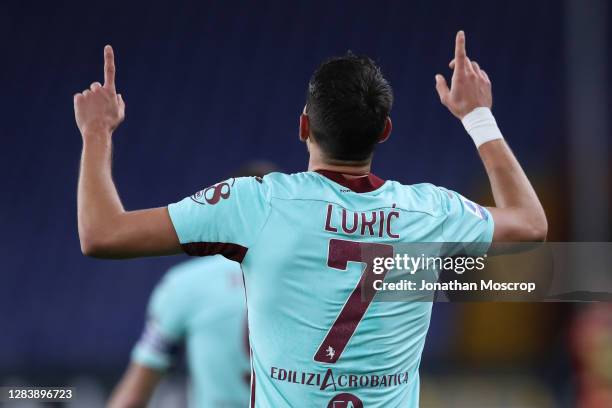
[314,169,386,193]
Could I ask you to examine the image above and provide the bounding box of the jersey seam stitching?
[268,196,444,217]
[244,186,275,261]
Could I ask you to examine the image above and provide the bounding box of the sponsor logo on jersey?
[191,178,235,205]
[270,366,410,392]
[327,393,363,408]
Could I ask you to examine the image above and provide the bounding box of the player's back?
[180,257,251,407]
[241,171,493,407]
[169,170,493,407]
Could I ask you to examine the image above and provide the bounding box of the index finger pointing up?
[104,45,116,92]
[454,31,467,71]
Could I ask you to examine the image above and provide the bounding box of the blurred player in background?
[570,304,612,407]
[74,31,547,406]
[107,163,276,408]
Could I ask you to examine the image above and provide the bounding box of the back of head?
[306,53,394,162]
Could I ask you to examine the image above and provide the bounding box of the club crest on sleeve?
[190,178,235,205]
[460,196,488,220]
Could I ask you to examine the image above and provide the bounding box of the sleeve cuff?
[167,201,190,244]
[131,344,172,371]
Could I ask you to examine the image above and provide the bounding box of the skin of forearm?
[77,131,181,258]
[478,139,547,237]
[77,130,125,252]
[107,364,162,408]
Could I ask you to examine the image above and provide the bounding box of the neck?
[307,144,372,175]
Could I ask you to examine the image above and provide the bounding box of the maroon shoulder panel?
[180,242,248,263]
[314,169,385,193]
[250,366,256,407]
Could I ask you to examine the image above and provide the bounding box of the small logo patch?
[327,393,363,408]
[461,196,487,220]
[191,178,235,205]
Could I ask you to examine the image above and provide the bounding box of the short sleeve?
[167,176,270,262]
[131,272,189,371]
[436,187,494,252]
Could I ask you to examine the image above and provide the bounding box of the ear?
[299,113,310,142]
[378,117,392,144]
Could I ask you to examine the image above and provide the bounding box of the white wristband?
[461,107,503,148]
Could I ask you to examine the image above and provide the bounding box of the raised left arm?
[435,31,547,242]
[75,46,182,259]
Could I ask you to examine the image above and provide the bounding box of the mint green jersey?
[131,256,250,407]
[168,170,494,407]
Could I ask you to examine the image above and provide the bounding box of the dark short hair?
[306,53,393,162]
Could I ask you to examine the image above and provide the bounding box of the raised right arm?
[74,45,182,258]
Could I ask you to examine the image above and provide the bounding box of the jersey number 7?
[314,239,394,364]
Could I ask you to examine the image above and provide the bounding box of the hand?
[435,31,492,120]
[74,45,125,136]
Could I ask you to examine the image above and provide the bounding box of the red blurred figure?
[571,304,612,408]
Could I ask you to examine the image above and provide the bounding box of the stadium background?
[0,0,610,406]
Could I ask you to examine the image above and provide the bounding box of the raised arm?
[74,46,182,258]
[434,31,547,242]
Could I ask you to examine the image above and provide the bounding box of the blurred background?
[0,0,610,406]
